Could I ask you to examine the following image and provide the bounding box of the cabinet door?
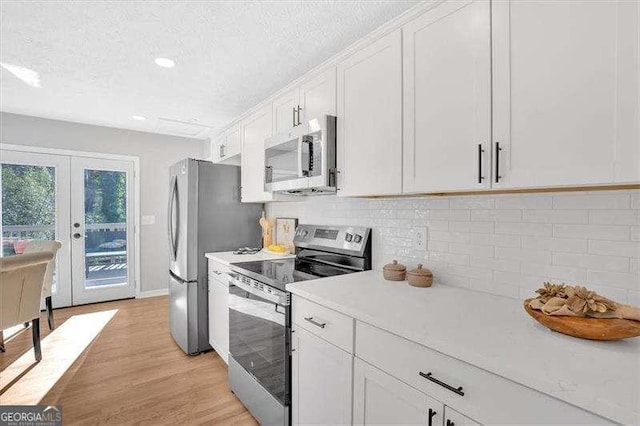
[492,0,640,188]
[403,0,491,193]
[292,326,352,426]
[444,407,480,426]
[337,29,403,197]
[353,358,444,426]
[273,87,300,134]
[299,67,337,123]
[241,105,274,202]
[224,125,242,158]
[208,276,229,364]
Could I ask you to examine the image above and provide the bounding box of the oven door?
[264,130,309,192]
[228,278,290,405]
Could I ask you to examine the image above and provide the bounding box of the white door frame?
[0,143,141,299]
[0,149,73,307]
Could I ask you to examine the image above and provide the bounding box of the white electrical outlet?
[413,227,427,251]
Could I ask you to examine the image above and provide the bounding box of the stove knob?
[354,234,363,243]
[345,233,353,242]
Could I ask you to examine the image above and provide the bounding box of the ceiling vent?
[155,118,211,139]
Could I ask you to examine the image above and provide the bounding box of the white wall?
[267,190,640,305]
[0,112,205,294]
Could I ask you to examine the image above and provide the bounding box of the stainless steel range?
[227,224,372,425]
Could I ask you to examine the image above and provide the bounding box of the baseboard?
[137,289,169,299]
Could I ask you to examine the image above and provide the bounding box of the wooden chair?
[23,240,63,330]
[0,251,54,361]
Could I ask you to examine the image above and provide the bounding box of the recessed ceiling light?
[132,115,146,121]
[154,57,176,68]
[0,62,41,88]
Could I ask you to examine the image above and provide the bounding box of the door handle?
[167,175,178,261]
[428,408,437,426]
[304,316,326,329]
[495,141,502,183]
[419,371,464,396]
[477,144,485,184]
[296,105,302,126]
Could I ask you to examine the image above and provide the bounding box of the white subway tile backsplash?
[430,209,471,221]
[470,256,520,273]
[520,236,587,253]
[552,252,629,273]
[495,195,553,210]
[522,210,588,224]
[588,240,640,258]
[553,193,630,209]
[553,224,630,241]
[495,247,552,264]
[471,209,522,222]
[496,222,552,237]
[449,221,495,234]
[469,233,521,247]
[267,190,639,301]
[586,271,639,290]
[521,263,587,283]
[589,210,639,225]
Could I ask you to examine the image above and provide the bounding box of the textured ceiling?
[0,0,419,139]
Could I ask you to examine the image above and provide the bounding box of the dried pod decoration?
[535,282,567,303]
[565,286,617,315]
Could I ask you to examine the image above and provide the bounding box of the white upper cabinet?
[272,87,300,134]
[241,105,274,202]
[272,66,337,135]
[299,67,337,123]
[403,0,491,193]
[337,29,403,197]
[212,124,242,164]
[492,0,640,188]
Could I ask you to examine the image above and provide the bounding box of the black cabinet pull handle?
[296,105,302,126]
[446,420,455,426]
[419,371,464,396]
[477,144,485,184]
[428,408,437,426]
[495,141,502,183]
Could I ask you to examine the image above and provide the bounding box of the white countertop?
[287,271,640,424]
[205,250,295,266]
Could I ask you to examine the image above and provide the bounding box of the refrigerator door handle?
[168,175,178,261]
[169,269,189,284]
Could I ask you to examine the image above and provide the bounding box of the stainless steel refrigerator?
[168,159,262,355]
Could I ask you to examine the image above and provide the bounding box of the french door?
[0,149,136,307]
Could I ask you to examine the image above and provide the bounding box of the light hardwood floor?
[0,296,257,425]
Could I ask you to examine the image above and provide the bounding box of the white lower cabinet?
[353,358,444,426]
[444,407,480,426]
[207,259,230,363]
[291,325,352,426]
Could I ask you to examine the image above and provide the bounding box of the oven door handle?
[230,276,287,306]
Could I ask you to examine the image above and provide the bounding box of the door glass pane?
[83,169,127,288]
[1,163,59,292]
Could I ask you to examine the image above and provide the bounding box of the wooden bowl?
[523,299,640,341]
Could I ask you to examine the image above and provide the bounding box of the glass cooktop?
[231,257,353,291]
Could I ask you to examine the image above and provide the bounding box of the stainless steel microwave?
[264,115,336,195]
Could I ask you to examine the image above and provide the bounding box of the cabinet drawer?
[355,321,609,424]
[292,296,354,353]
